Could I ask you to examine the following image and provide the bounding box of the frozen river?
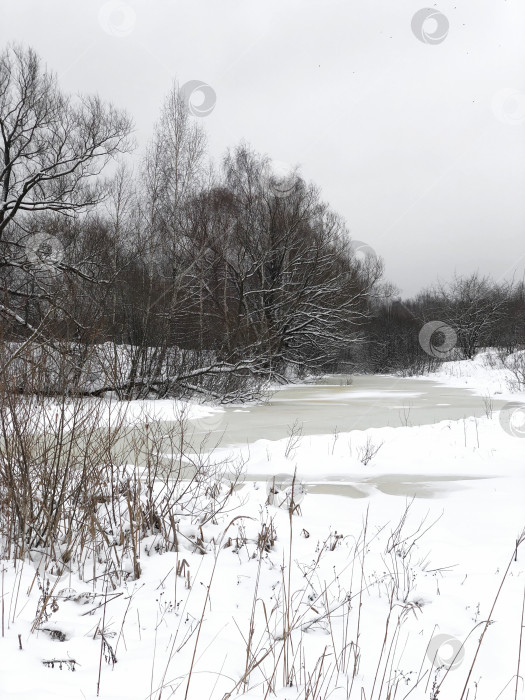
[174,374,508,499]
[118,373,509,498]
[186,373,506,448]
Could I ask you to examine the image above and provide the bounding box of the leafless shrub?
[481,392,495,418]
[503,352,525,392]
[356,435,384,465]
[284,419,303,459]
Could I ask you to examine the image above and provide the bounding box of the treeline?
[0,45,383,399]
[359,274,525,374]
[1,45,523,400]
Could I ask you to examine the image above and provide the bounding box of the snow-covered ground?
[0,353,524,699]
[426,348,525,400]
[0,394,217,440]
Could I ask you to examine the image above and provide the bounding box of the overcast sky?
[1,0,524,296]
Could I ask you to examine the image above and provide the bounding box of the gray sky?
[1,0,524,296]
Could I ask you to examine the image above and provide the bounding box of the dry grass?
[0,357,523,699]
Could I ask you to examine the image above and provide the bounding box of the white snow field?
[0,353,523,700]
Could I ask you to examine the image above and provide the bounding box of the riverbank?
[421,348,525,400]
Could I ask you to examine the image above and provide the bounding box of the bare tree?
[423,273,512,359]
[0,44,133,342]
[194,144,384,377]
[0,45,132,233]
[144,80,207,232]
